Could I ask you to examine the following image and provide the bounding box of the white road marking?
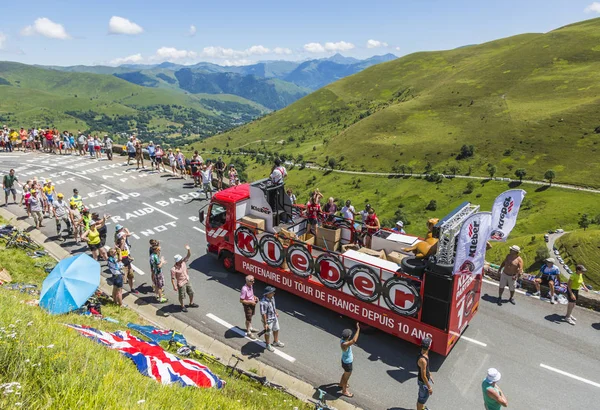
[540,364,600,388]
[460,335,488,347]
[100,184,128,197]
[193,226,206,233]
[141,202,178,220]
[206,313,296,363]
[103,245,145,276]
[482,278,527,295]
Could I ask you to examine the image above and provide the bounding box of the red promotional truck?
[199,180,485,356]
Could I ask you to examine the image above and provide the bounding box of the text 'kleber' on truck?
[199,180,523,356]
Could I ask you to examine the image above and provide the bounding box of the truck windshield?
[209,203,227,228]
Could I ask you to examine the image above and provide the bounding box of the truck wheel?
[401,257,427,277]
[220,250,236,273]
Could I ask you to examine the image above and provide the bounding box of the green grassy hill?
[556,228,600,288]
[203,18,600,188]
[0,62,267,141]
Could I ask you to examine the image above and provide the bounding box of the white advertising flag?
[489,189,526,242]
[453,212,492,276]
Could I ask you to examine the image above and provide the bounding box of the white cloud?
[304,41,355,53]
[304,42,326,53]
[21,17,71,39]
[324,41,355,52]
[222,59,254,66]
[0,32,6,49]
[188,25,197,36]
[153,47,198,61]
[109,53,143,66]
[108,16,144,35]
[395,46,401,51]
[367,39,388,49]
[273,47,292,55]
[585,2,600,13]
[246,45,270,55]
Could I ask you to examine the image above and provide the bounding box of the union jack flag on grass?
[67,324,224,389]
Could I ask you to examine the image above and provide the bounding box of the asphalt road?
[2,151,600,410]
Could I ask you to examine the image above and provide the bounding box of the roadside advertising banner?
[453,212,492,276]
[489,189,526,242]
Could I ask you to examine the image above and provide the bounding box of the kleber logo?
[490,230,504,241]
[251,205,271,215]
[258,234,285,268]
[467,220,480,258]
[346,265,381,303]
[464,290,476,318]
[286,243,314,277]
[315,254,346,290]
[497,197,514,230]
[234,226,258,258]
[382,278,421,316]
[459,260,475,275]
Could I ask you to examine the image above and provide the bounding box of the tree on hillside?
[328,158,337,169]
[486,164,497,179]
[399,164,406,175]
[448,164,460,176]
[544,169,556,186]
[464,181,475,194]
[456,144,475,160]
[515,168,527,182]
[578,214,591,231]
[424,162,433,174]
[425,200,438,211]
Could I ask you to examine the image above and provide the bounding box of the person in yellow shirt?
[43,180,55,214]
[9,129,19,150]
[564,265,589,325]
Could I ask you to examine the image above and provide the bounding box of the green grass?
[202,17,600,188]
[0,223,308,410]
[555,228,600,288]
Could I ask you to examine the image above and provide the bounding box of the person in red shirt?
[363,208,380,248]
[19,128,27,152]
[306,195,321,236]
[45,130,54,153]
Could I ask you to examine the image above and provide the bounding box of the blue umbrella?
[40,254,101,315]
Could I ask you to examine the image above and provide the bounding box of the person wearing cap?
[147,141,157,171]
[171,245,197,312]
[117,232,138,295]
[533,257,560,303]
[42,180,55,215]
[240,275,259,339]
[69,188,84,211]
[91,212,109,251]
[482,368,508,409]
[107,248,124,307]
[260,286,285,352]
[103,135,113,161]
[53,193,71,242]
[497,245,523,305]
[81,221,104,260]
[339,322,360,398]
[228,164,239,186]
[114,224,134,249]
[392,220,406,234]
[69,200,83,244]
[564,265,589,325]
[416,336,434,410]
[215,156,226,190]
[3,169,18,206]
[155,144,165,172]
[148,243,166,302]
[28,189,44,229]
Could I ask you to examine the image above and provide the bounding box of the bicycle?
[167,330,220,365]
[226,354,290,394]
[308,388,336,410]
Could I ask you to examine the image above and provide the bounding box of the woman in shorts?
[81,221,103,260]
[176,149,187,179]
[116,235,137,294]
[168,149,177,174]
[107,248,124,306]
[228,164,239,186]
[94,136,102,159]
[155,145,165,172]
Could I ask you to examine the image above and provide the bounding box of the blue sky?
[0,0,599,66]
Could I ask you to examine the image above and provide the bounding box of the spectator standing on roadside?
[416,337,434,410]
[339,323,360,398]
[482,368,508,409]
[228,164,239,186]
[103,135,113,161]
[94,135,102,159]
[190,151,202,187]
[497,245,523,306]
[155,145,165,172]
[77,132,85,156]
[147,141,157,171]
[171,245,198,312]
[69,188,84,211]
[107,249,124,307]
[43,180,55,215]
[126,136,136,166]
[69,201,82,244]
[149,244,167,303]
[168,149,177,174]
[3,169,18,206]
[201,163,214,199]
[29,190,44,228]
[117,234,138,295]
[81,221,104,260]
[176,149,187,179]
[91,212,109,250]
[53,193,71,242]
[87,136,95,158]
[135,139,145,169]
[240,275,259,339]
[533,258,560,303]
[564,265,589,325]
[215,157,226,190]
[260,286,285,352]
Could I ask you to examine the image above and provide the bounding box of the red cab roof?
[213,183,250,203]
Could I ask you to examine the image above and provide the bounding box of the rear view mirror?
[198,210,205,225]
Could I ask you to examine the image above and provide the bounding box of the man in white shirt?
[53,193,71,242]
[341,200,356,221]
[270,158,287,185]
[103,135,113,161]
[201,164,213,199]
